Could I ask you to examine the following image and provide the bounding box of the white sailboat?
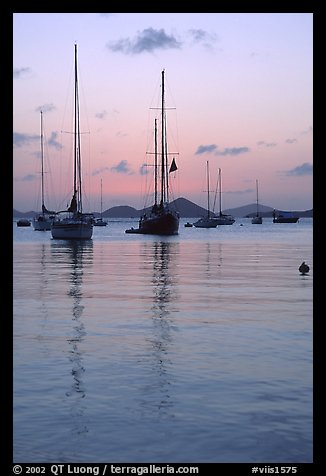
[94,178,108,226]
[251,179,263,224]
[193,161,219,228]
[51,44,93,240]
[32,110,56,231]
[125,70,179,235]
[213,168,235,225]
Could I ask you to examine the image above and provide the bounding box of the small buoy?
[299,261,310,275]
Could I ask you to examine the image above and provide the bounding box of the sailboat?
[193,161,219,228]
[213,168,235,225]
[251,179,263,224]
[51,44,93,240]
[93,179,108,226]
[32,110,56,231]
[272,210,299,223]
[125,70,179,235]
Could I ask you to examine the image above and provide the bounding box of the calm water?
[13,218,313,463]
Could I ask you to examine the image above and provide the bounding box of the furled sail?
[67,192,77,212]
[42,204,56,214]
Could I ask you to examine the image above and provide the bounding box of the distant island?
[13,197,313,219]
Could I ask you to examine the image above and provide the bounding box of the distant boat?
[251,179,263,224]
[17,218,31,227]
[213,168,235,225]
[32,111,56,231]
[93,179,108,227]
[125,70,179,235]
[272,210,299,223]
[51,44,93,240]
[193,161,219,228]
[184,222,193,227]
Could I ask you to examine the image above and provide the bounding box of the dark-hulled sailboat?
[126,70,179,235]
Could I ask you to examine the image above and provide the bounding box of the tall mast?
[164,94,169,204]
[40,110,45,214]
[73,44,78,207]
[154,118,158,206]
[219,168,222,216]
[100,178,103,217]
[74,43,83,213]
[207,160,210,218]
[255,179,259,216]
[160,69,165,206]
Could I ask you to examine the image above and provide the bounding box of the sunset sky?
[13,12,313,213]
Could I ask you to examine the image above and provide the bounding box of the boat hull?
[193,217,218,228]
[126,211,179,235]
[93,219,108,227]
[33,215,55,231]
[51,220,93,239]
[17,219,31,227]
[216,215,235,225]
[273,217,299,223]
[217,220,234,225]
[251,216,263,224]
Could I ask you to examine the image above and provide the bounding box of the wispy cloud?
[257,140,277,148]
[92,166,111,176]
[14,174,37,182]
[13,132,39,148]
[47,132,63,150]
[14,129,61,150]
[215,147,250,156]
[13,67,31,79]
[258,127,312,147]
[95,110,108,120]
[107,28,182,54]
[111,160,133,174]
[283,162,313,176]
[35,104,56,114]
[301,126,313,135]
[140,164,149,175]
[195,144,217,155]
[187,29,218,50]
[195,144,250,156]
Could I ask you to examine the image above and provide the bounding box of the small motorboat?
[17,218,31,227]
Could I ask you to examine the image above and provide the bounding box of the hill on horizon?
[223,203,274,217]
[13,197,313,219]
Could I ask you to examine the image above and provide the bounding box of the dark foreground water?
[13,218,313,463]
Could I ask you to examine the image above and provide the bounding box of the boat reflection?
[140,241,179,418]
[51,240,93,436]
[200,241,223,281]
[34,244,52,354]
